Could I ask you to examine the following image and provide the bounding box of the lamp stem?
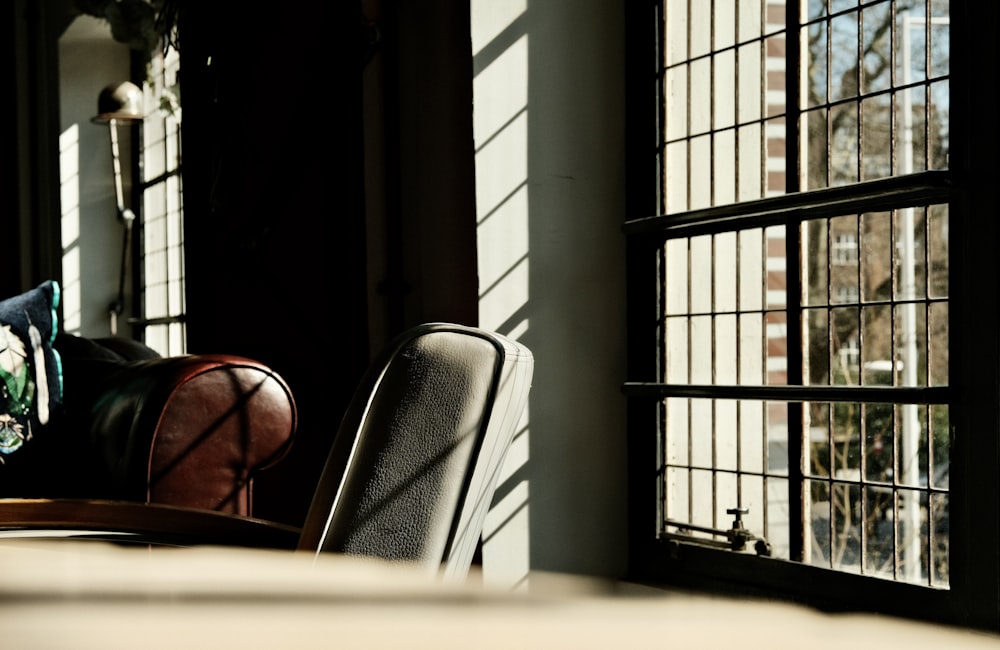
[108,119,126,217]
[107,118,136,336]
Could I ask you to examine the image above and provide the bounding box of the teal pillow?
[0,281,63,459]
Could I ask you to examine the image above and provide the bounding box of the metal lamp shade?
[92,81,144,124]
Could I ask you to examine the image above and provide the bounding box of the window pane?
[738,42,762,124]
[861,95,892,180]
[896,4,928,85]
[715,51,737,130]
[689,0,711,59]
[927,205,949,298]
[861,2,892,94]
[665,64,689,141]
[832,402,862,475]
[897,88,927,174]
[665,397,690,466]
[802,219,829,307]
[739,313,764,384]
[715,3,736,50]
[807,402,832,477]
[690,316,712,384]
[806,0,828,22]
[894,303,927,386]
[897,488,928,584]
[895,207,926,300]
[863,483,895,579]
[765,311,788,385]
[690,59,712,135]
[765,116,786,195]
[690,135,712,210]
[690,235,713,313]
[738,229,764,311]
[766,476,790,559]
[930,405,949,488]
[739,0,762,42]
[928,80,949,169]
[664,0,689,66]
[665,316,689,383]
[691,469,715,529]
[831,103,859,185]
[740,400,765,473]
[665,140,689,213]
[688,58,712,135]
[715,232,738,312]
[801,107,830,190]
[767,401,789,475]
[664,238,689,315]
[859,211,891,302]
[738,123,763,201]
[928,302,948,386]
[861,306,892,385]
[647,0,951,591]
[765,225,787,308]
[716,315,738,384]
[717,400,739,471]
[865,402,894,481]
[830,481,861,574]
[829,11,859,103]
[715,129,737,205]
[666,466,691,522]
[929,492,949,587]
[928,4,950,79]
[802,22,828,108]
[804,307,830,384]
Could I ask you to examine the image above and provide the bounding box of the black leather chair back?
[298,323,533,581]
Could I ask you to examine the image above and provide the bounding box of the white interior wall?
[57,16,132,338]
[472,0,629,586]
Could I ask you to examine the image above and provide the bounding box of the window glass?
[647,0,951,589]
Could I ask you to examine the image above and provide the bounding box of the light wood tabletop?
[0,539,997,649]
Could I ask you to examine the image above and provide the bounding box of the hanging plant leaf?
[105,0,159,55]
[71,0,178,61]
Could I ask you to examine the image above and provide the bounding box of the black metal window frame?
[130,46,186,354]
[623,0,1000,632]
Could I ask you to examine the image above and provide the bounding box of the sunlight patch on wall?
[472,0,531,589]
[470,0,526,52]
[59,124,82,333]
[481,466,531,590]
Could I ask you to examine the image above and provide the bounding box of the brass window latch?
[662,506,772,557]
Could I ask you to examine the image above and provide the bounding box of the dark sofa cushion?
[0,329,164,498]
[52,334,162,452]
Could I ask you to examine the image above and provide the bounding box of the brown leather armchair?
[0,334,297,518]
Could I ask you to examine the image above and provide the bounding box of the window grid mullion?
[686,236,695,526]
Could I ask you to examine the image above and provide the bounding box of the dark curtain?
[179,2,370,526]
[4,0,67,300]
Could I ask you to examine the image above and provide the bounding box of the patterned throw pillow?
[0,281,63,461]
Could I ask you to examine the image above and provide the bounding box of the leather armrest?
[89,355,297,517]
